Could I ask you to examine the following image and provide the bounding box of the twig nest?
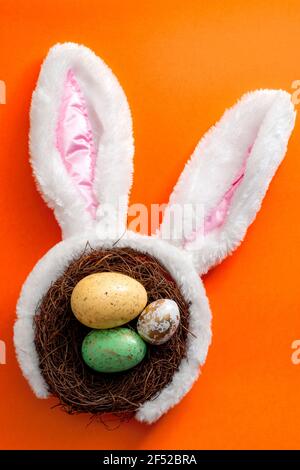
[71,272,147,329]
[34,248,189,415]
[137,299,180,345]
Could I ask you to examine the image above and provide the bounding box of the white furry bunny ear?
[160,90,296,274]
[30,43,134,238]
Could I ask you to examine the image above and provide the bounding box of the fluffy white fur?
[160,90,296,274]
[30,43,134,238]
[15,42,296,424]
[14,231,211,423]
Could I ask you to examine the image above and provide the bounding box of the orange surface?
[0,0,300,450]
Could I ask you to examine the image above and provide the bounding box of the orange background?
[1,0,300,450]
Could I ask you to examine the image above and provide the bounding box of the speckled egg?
[81,328,147,373]
[137,299,180,345]
[71,272,148,329]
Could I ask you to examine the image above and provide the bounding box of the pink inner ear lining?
[183,145,253,246]
[203,154,248,234]
[56,69,99,219]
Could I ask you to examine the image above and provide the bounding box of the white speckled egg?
[71,272,147,329]
[137,299,180,345]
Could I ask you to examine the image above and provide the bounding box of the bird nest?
[34,246,190,419]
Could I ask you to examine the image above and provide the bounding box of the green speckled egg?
[81,328,147,373]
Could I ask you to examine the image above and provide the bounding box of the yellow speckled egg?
[71,272,148,329]
[137,299,180,345]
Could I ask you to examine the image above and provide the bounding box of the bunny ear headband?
[14,43,296,424]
